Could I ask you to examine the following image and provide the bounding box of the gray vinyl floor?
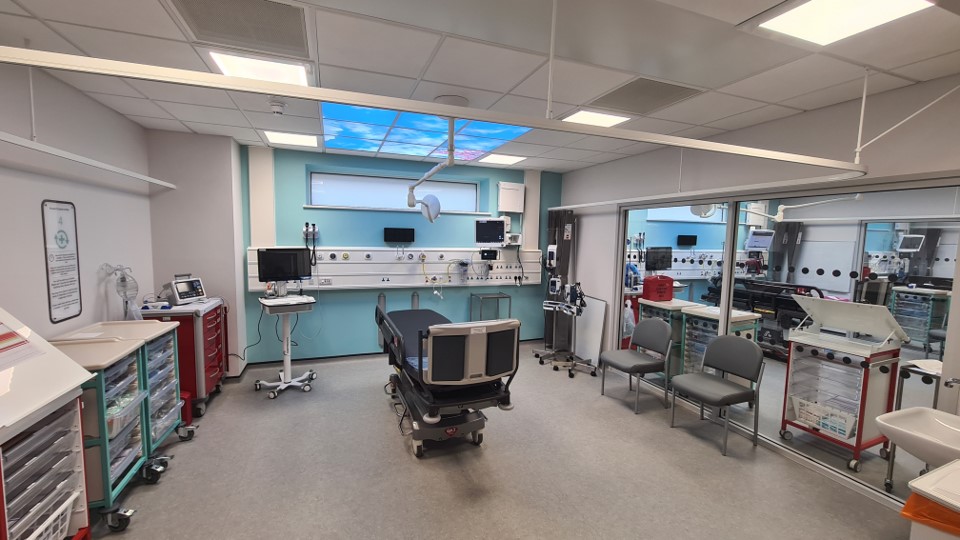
[94,342,910,539]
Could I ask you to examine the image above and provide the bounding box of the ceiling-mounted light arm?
[854,68,869,165]
[857,82,960,155]
[407,117,454,209]
[742,193,863,223]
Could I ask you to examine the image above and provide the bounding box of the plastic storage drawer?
[151,401,183,441]
[105,391,145,439]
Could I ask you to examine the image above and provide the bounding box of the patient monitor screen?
[475,219,506,246]
[257,248,312,282]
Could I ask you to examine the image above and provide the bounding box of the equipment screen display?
[384,227,414,243]
[257,248,312,282]
[677,234,697,247]
[645,247,673,271]
[745,229,775,251]
[897,234,924,252]
[476,219,505,245]
[176,282,192,294]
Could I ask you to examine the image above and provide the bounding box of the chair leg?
[663,376,669,409]
[635,376,641,414]
[699,402,704,420]
[722,406,730,456]
[753,395,760,447]
[601,363,606,395]
[670,388,677,427]
[629,373,633,391]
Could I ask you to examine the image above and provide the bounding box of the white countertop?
[53,320,179,342]
[636,298,704,311]
[910,459,960,512]
[52,338,142,371]
[141,297,222,317]
[681,305,761,322]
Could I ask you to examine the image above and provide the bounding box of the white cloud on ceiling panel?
[315,11,441,78]
[49,22,209,71]
[20,0,187,40]
[315,65,417,99]
[718,54,864,104]
[423,37,545,93]
[511,59,635,105]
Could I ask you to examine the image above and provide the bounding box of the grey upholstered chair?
[670,335,764,456]
[599,318,673,412]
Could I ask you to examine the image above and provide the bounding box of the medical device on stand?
[252,248,317,399]
[374,306,520,458]
[779,296,907,472]
[160,275,207,306]
[539,282,594,378]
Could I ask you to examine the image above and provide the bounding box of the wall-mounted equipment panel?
[247,247,542,292]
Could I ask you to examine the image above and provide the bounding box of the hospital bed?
[374,306,520,458]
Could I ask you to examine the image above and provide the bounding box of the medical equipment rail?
[779,296,905,473]
[0,307,93,540]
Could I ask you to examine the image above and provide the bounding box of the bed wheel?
[538,359,545,365]
[471,432,484,446]
[568,370,575,378]
[413,441,424,458]
[553,366,559,372]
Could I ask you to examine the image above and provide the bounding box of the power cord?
[237,305,266,362]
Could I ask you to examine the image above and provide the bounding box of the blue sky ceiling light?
[317,102,531,161]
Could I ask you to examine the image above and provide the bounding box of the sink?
[877,408,960,468]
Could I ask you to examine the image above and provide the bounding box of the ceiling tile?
[893,50,960,81]
[617,142,664,154]
[825,7,960,70]
[229,92,319,118]
[0,14,83,54]
[706,105,800,131]
[538,147,600,161]
[158,102,249,127]
[124,79,235,107]
[491,141,555,157]
[244,111,321,134]
[673,125,726,139]
[649,92,765,124]
[513,129,585,147]
[315,11,441,78]
[580,152,630,164]
[511,59,635,105]
[20,0,186,40]
[238,139,265,147]
[423,37,544,93]
[49,22,209,71]
[618,116,693,134]
[125,115,190,132]
[316,65,417,99]
[564,135,636,152]
[185,123,259,140]
[517,157,584,173]
[489,95,575,119]
[718,55,864,103]
[410,81,501,109]
[87,93,174,118]
[653,0,783,25]
[780,73,914,110]
[48,70,143,97]
[0,0,28,15]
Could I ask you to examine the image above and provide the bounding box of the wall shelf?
[0,130,175,195]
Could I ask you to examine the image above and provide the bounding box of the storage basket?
[791,395,857,439]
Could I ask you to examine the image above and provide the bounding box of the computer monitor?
[476,219,506,247]
[745,228,775,251]
[645,247,673,271]
[897,234,924,253]
[257,248,312,282]
[384,227,415,243]
[677,234,697,247]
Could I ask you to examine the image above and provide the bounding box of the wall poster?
[41,200,82,323]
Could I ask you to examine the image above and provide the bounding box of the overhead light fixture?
[759,0,933,46]
[562,110,631,128]
[210,51,309,86]
[264,131,317,147]
[479,154,527,165]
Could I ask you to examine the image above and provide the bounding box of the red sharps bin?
[642,275,674,301]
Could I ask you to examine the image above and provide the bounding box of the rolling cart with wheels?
[541,301,595,378]
[779,296,905,473]
[254,296,317,398]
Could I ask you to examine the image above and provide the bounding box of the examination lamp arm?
[407,117,456,208]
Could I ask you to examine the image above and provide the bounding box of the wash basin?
[877,408,960,468]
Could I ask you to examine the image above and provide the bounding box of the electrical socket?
[317,278,332,286]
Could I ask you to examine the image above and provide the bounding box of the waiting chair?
[599,318,672,412]
[670,336,764,456]
[929,328,947,361]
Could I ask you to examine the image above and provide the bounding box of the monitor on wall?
[897,234,925,253]
[677,234,697,247]
[645,247,673,271]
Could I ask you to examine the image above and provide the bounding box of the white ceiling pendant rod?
[854,68,869,165]
[545,0,558,120]
[0,45,866,176]
[407,117,455,206]
[858,81,960,153]
[24,39,37,142]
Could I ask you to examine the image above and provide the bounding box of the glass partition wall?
[619,187,959,500]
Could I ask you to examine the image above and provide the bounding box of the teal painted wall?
[243,150,560,363]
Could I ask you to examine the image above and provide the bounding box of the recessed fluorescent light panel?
[479,154,526,165]
[562,110,631,127]
[264,131,317,147]
[210,51,309,86]
[759,0,933,46]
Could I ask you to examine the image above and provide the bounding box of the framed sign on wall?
[41,200,82,323]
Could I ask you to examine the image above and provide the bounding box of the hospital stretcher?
[375,307,519,458]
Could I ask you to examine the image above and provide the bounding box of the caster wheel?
[568,370,575,378]
[302,384,312,392]
[213,383,223,394]
[538,359,545,365]
[847,459,862,473]
[534,353,540,359]
[107,515,131,532]
[414,444,424,459]
[920,467,930,476]
[194,403,206,418]
[590,370,597,377]
[309,372,318,381]
[142,467,161,485]
[879,447,890,460]
[254,382,262,392]
[268,391,278,399]
[779,429,793,441]
[472,432,484,446]
[884,480,894,493]
[178,429,195,442]
[553,366,559,372]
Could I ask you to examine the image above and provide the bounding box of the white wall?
[147,131,247,373]
[0,64,153,337]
